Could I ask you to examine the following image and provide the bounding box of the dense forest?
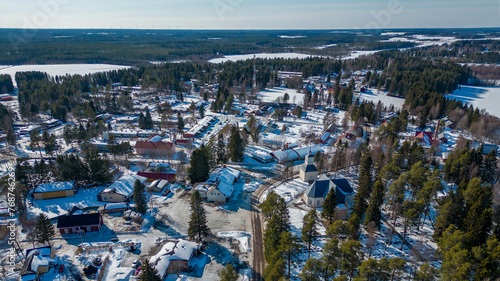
[0,74,14,93]
[1,28,498,65]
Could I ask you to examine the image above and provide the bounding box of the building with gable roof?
[303,174,355,208]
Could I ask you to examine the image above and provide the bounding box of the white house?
[149,239,199,279]
[205,167,241,203]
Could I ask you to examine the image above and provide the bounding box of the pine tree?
[299,259,322,281]
[36,213,55,246]
[139,260,162,281]
[188,190,210,242]
[30,129,43,158]
[228,126,245,162]
[302,209,319,260]
[133,179,147,214]
[321,238,341,280]
[278,231,299,279]
[415,263,438,281]
[219,264,239,281]
[217,133,227,164]
[340,239,363,280]
[6,127,16,145]
[296,106,303,119]
[187,145,210,184]
[322,187,337,225]
[364,180,384,229]
[42,131,58,156]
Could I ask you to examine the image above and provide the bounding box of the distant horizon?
[1,27,500,31]
[1,0,499,30]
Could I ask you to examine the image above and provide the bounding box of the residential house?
[150,239,200,279]
[206,167,241,203]
[135,140,175,157]
[337,133,357,147]
[57,208,103,235]
[97,174,147,202]
[34,181,75,200]
[20,246,55,281]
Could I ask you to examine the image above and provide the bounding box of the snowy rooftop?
[34,181,74,193]
[102,174,147,197]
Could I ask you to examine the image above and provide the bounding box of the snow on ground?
[27,186,106,219]
[217,231,251,253]
[243,181,260,192]
[270,179,310,203]
[208,53,316,63]
[446,85,500,118]
[341,50,382,60]
[357,89,405,110]
[0,64,130,87]
[258,87,304,103]
[289,208,327,239]
[278,35,307,39]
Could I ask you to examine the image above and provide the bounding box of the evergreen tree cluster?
[0,74,14,93]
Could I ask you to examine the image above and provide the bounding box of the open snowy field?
[357,89,405,110]
[258,87,304,103]
[208,53,316,63]
[446,85,500,118]
[0,64,130,87]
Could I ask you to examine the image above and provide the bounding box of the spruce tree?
[36,213,55,245]
[199,105,205,119]
[481,149,497,184]
[177,112,184,133]
[187,145,210,184]
[364,180,384,229]
[352,148,373,220]
[188,191,210,242]
[139,260,162,281]
[133,179,147,214]
[321,187,337,225]
[228,126,245,162]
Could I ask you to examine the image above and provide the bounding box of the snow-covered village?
[0,26,500,281]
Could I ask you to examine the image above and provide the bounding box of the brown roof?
[338,133,357,141]
[135,141,174,150]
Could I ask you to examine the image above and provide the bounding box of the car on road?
[111,237,119,242]
[58,264,65,273]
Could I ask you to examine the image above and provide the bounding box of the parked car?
[111,237,119,242]
[131,259,141,269]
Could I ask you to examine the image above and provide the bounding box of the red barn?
[57,213,103,235]
[137,171,176,183]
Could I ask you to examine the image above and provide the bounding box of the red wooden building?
[57,212,103,235]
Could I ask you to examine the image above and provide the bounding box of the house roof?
[337,133,357,141]
[57,213,101,228]
[331,178,354,194]
[150,240,199,278]
[34,181,74,193]
[101,174,147,197]
[135,141,173,150]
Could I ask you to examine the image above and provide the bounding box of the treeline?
[0,74,13,93]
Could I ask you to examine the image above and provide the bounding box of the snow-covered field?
[341,50,383,60]
[446,85,500,118]
[357,89,405,110]
[0,64,130,87]
[258,87,304,103]
[271,179,310,203]
[217,231,251,253]
[208,53,316,63]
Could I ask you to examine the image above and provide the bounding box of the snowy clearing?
[0,64,130,87]
[258,87,304,103]
[357,89,406,110]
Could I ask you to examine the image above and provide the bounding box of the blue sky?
[0,0,499,29]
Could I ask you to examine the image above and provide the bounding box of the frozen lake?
[446,85,500,118]
[0,64,130,87]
